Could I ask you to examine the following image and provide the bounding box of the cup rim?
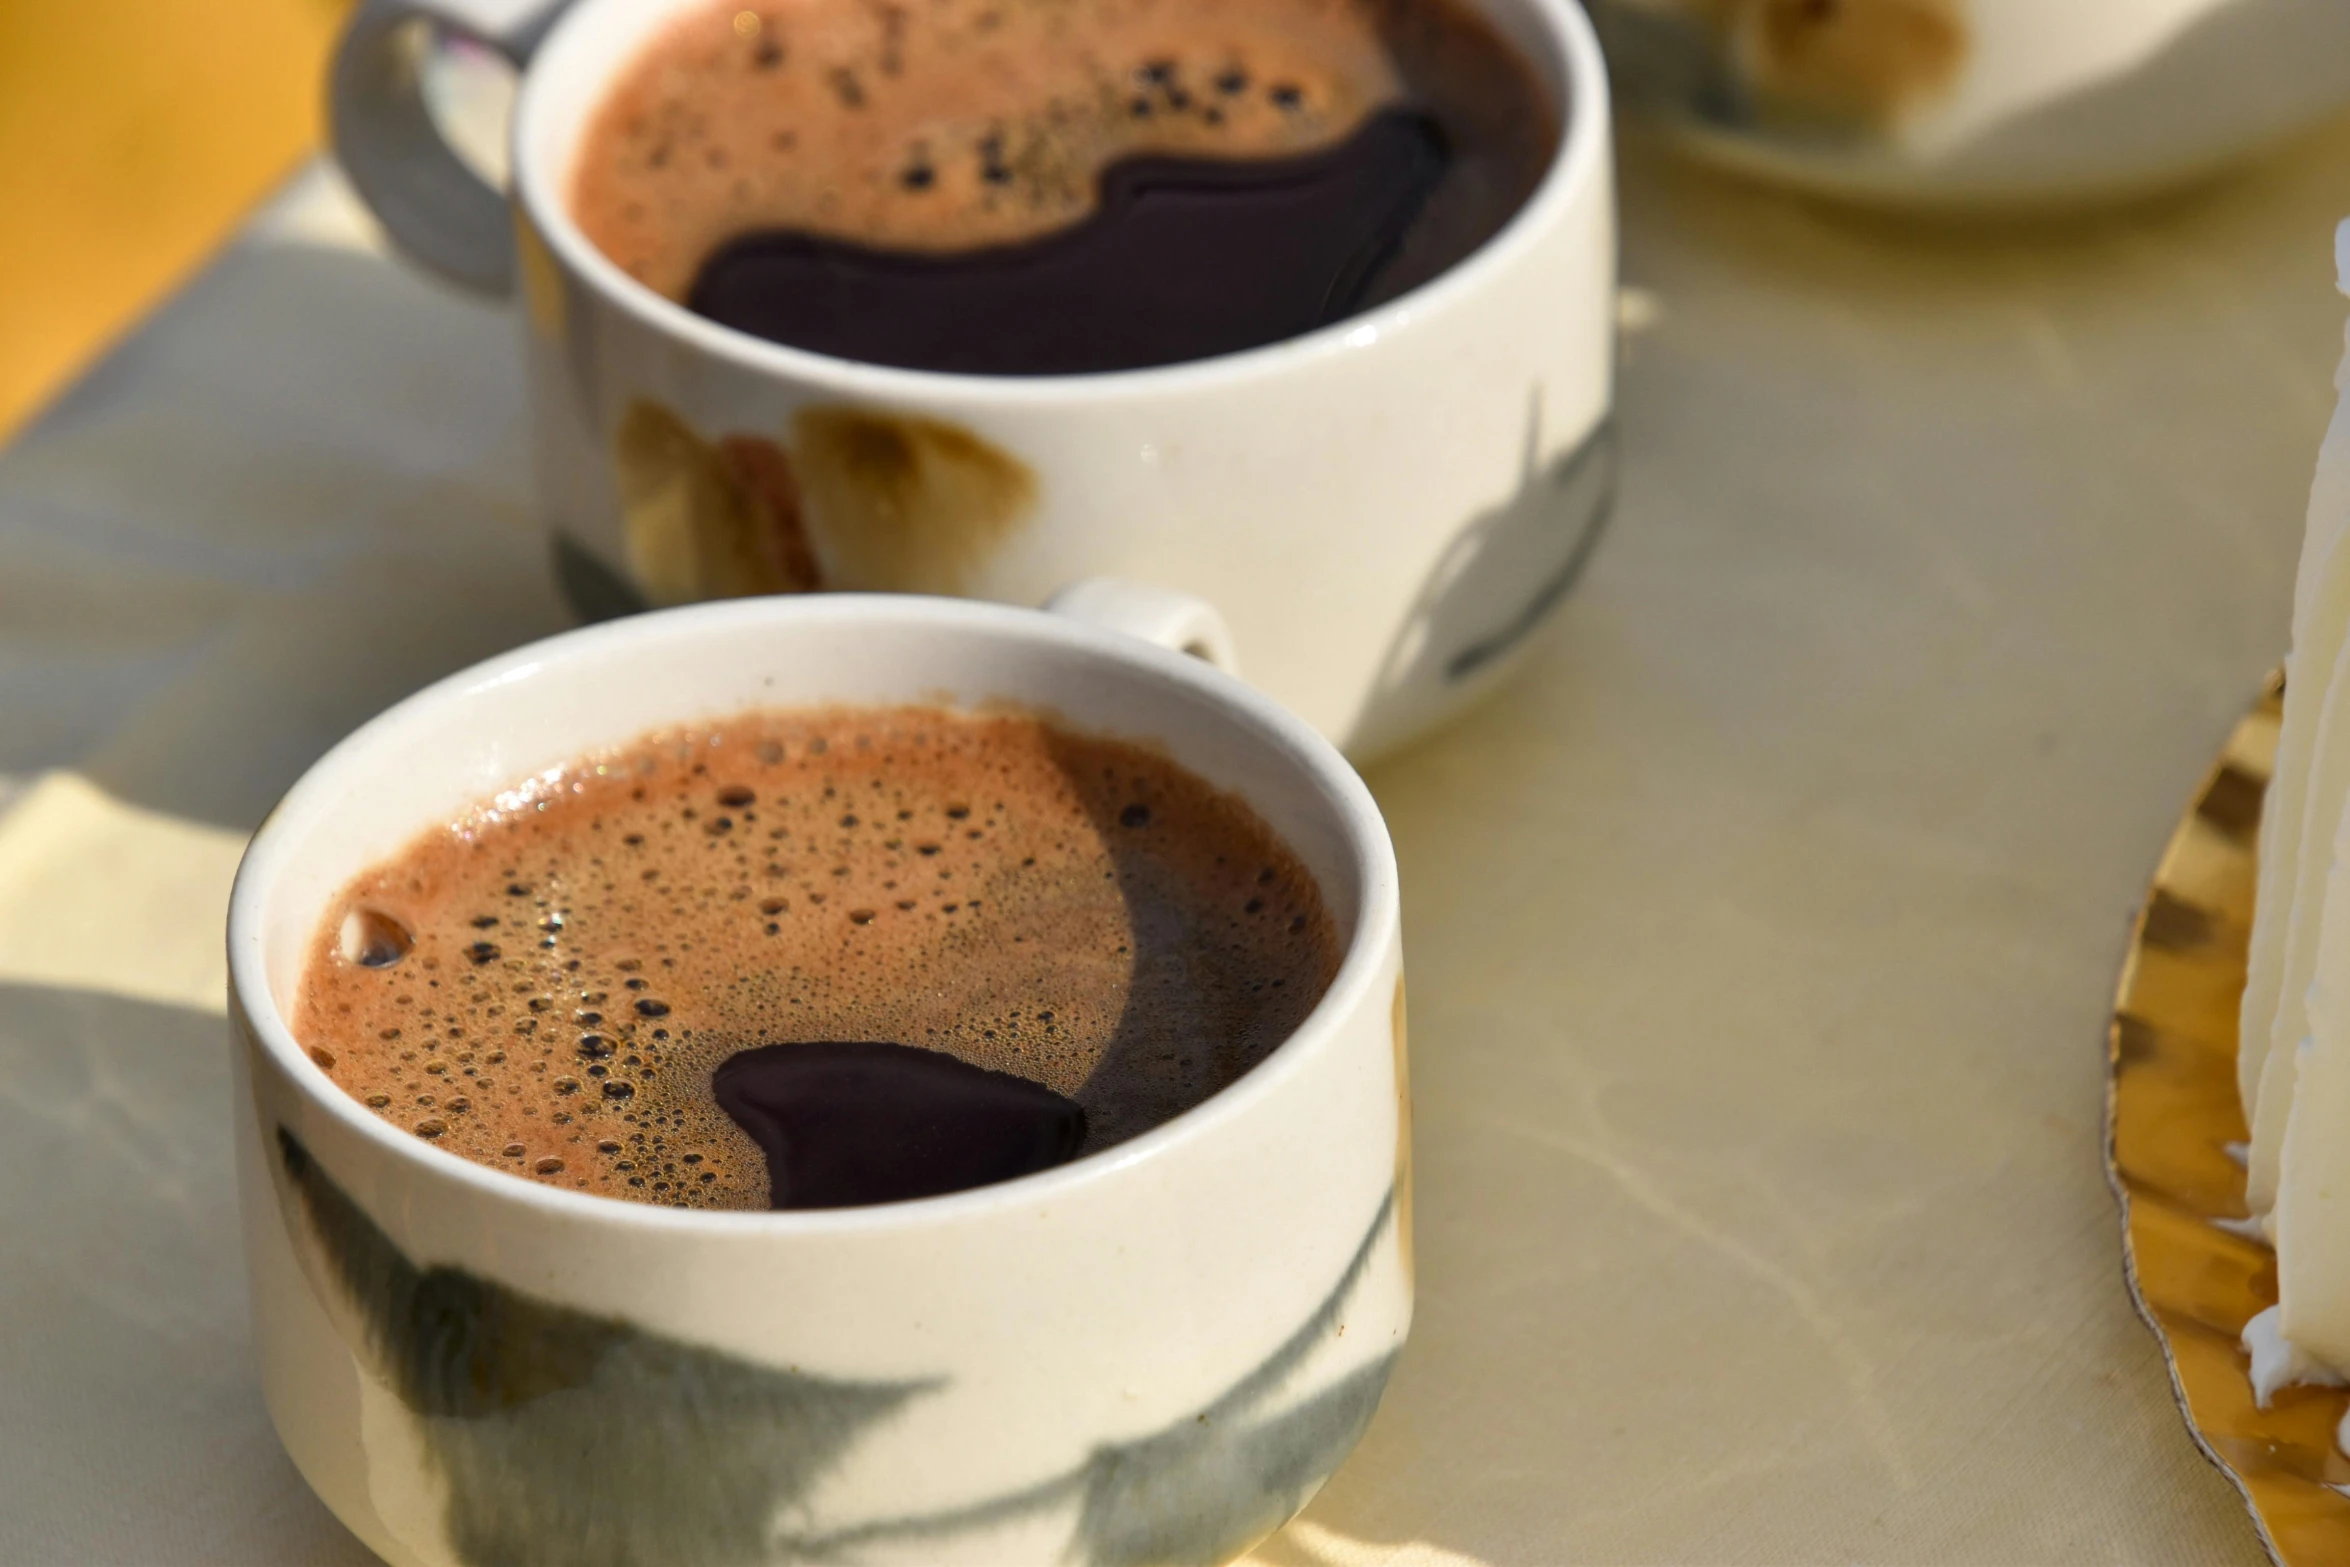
[228,595,1401,1235]
[506,0,1610,404]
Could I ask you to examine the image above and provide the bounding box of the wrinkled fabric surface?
[7,128,2350,1562]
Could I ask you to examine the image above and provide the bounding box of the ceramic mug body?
[1590,0,2350,205]
[229,596,1411,1567]
[330,0,1618,760]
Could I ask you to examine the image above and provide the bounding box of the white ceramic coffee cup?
[327,0,1617,760]
[228,593,1411,1567]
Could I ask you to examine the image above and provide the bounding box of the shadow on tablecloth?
[0,982,374,1564]
[0,237,568,834]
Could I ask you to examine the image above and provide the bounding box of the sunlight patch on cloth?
[0,771,245,1014]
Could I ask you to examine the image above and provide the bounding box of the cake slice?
[2244,221,2350,1221]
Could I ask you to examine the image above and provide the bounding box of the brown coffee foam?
[294,707,1340,1210]
[569,0,1443,300]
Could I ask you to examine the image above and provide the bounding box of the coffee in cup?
[295,703,1340,1209]
[569,0,1557,373]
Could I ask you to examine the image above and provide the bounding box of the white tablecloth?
[8,123,2350,1562]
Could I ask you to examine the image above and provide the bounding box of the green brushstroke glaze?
[1068,1350,1399,1567]
[782,1187,1403,1566]
[276,1129,930,1567]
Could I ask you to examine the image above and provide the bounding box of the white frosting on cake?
[2243,222,2350,1205]
[2243,1305,2346,1406]
[2239,219,2350,1392]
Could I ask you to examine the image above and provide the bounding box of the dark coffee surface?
[294,706,1339,1210]
[571,0,1556,373]
[714,1040,1086,1208]
[689,110,1448,375]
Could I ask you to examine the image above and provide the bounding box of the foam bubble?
[340,908,413,968]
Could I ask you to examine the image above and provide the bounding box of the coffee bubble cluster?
[569,0,1484,299]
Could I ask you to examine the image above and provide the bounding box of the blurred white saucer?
[1590,0,2350,207]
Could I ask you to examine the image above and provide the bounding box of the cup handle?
[328,0,565,296]
[1044,579,1241,675]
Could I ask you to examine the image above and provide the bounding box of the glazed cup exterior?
[333,0,1617,761]
[228,595,1410,1567]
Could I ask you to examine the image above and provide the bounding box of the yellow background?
[0,0,346,437]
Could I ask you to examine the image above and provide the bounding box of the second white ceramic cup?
[230,594,1411,1567]
[329,0,1618,759]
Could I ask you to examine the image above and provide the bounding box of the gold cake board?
[2110,673,2350,1562]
